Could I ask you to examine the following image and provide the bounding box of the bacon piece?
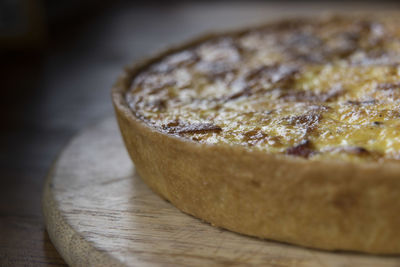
[225,64,299,101]
[286,140,314,158]
[163,121,222,134]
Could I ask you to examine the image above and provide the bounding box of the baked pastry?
[112,15,400,254]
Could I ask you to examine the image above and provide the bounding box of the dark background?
[1,1,400,265]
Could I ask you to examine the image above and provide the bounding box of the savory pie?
[112,15,400,254]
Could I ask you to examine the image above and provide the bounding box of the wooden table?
[2,2,400,266]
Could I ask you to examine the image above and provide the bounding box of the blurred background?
[1,0,400,265]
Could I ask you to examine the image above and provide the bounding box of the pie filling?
[126,16,400,162]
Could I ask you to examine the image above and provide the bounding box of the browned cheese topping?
[126,16,400,162]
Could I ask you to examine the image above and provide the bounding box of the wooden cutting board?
[42,117,400,266]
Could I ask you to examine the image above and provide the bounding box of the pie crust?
[112,15,400,254]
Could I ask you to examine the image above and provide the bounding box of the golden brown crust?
[112,14,400,254]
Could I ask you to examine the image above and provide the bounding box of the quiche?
[112,15,400,254]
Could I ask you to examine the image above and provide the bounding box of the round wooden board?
[43,117,400,266]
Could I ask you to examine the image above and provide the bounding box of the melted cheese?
[126,16,400,162]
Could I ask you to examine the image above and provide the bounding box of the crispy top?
[126,15,400,162]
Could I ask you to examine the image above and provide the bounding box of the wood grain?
[42,117,400,266]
